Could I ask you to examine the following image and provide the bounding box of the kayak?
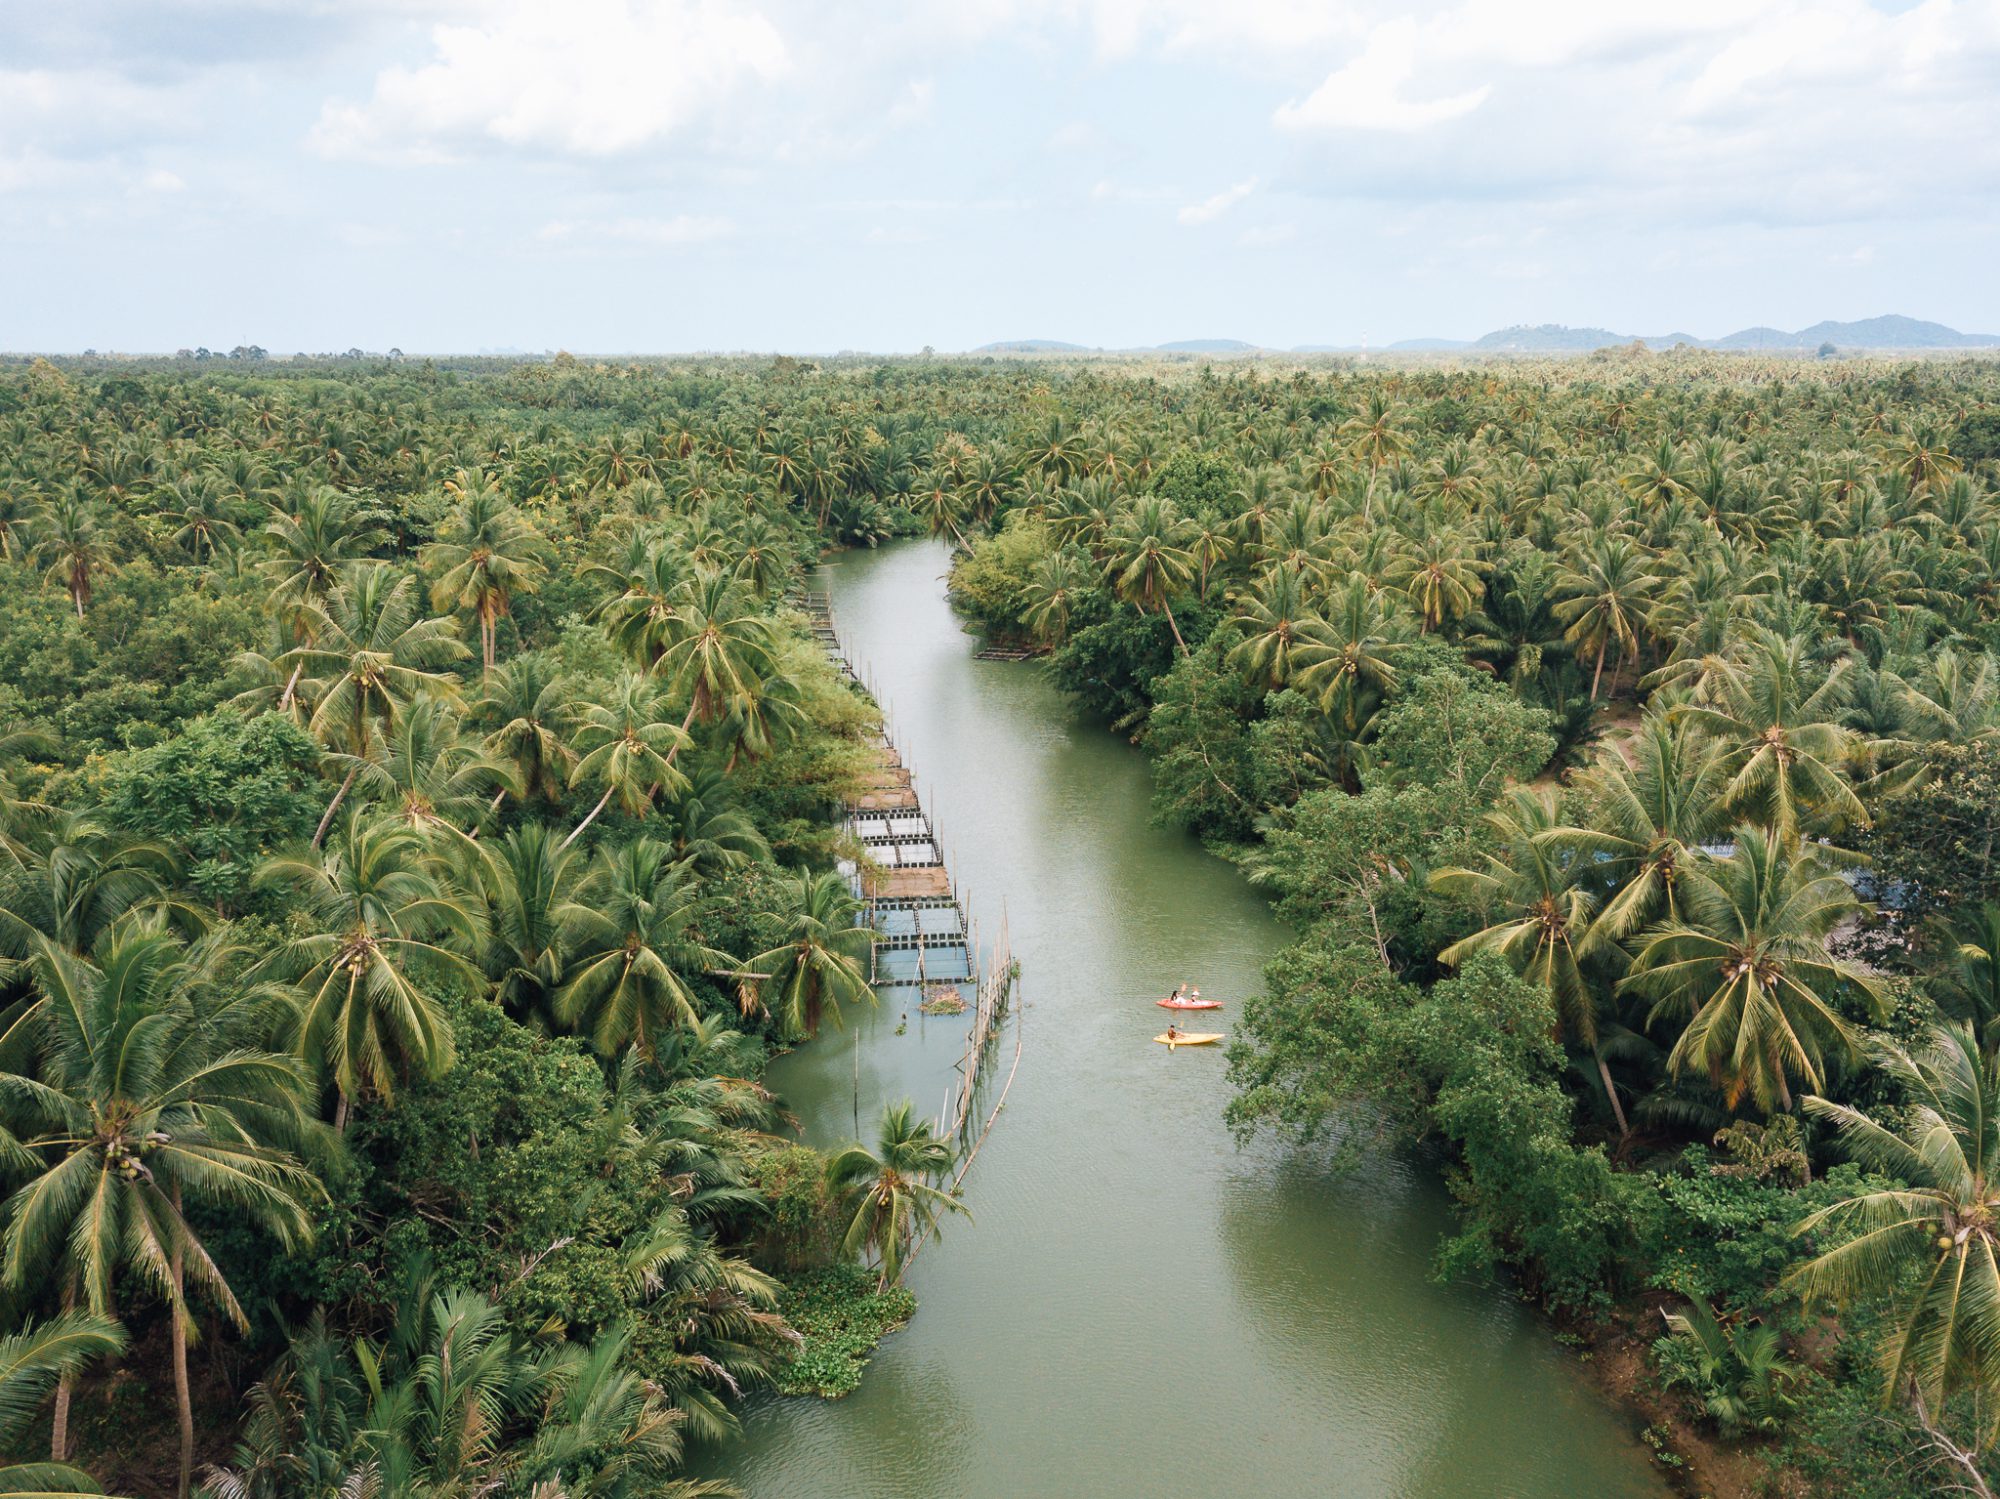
[1156,997,1223,1010]
[1153,1032,1224,1048]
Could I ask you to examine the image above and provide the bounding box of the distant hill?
[1790,315,1999,349]
[971,316,2000,358]
[1472,325,1629,352]
[972,339,1092,353]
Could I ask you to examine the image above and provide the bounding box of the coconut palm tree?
[274,562,470,845]
[1017,547,1093,649]
[653,569,779,732]
[1554,534,1664,699]
[253,813,479,1126]
[473,822,585,1029]
[1291,574,1409,737]
[1789,1023,2000,1456]
[33,486,117,619]
[0,811,186,960]
[558,838,735,1059]
[661,767,769,875]
[474,653,577,807]
[1102,496,1196,653]
[749,871,873,1039]
[562,672,692,851]
[1540,709,1732,943]
[421,472,555,672]
[1621,828,1883,1113]
[1675,626,1867,837]
[3,923,320,1493]
[1385,529,1489,633]
[0,1312,128,1499]
[1431,788,1628,1130]
[257,485,381,613]
[329,694,514,846]
[826,1099,968,1289]
[1229,565,1327,690]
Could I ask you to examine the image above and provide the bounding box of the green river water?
[700,540,1665,1499]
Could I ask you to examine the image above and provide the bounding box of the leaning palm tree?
[749,871,873,1039]
[1540,709,1732,943]
[420,472,554,672]
[473,653,576,806]
[253,813,479,1127]
[826,1099,968,1289]
[33,486,117,619]
[562,672,692,851]
[1431,788,1626,1130]
[1553,534,1664,699]
[1620,828,1883,1114]
[1788,1023,2000,1462]
[475,822,586,1028]
[1016,547,1093,649]
[557,838,736,1059]
[1674,625,1866,837]
[275,562,470,844]
[0,1312,128,1499]
[3,923,320,1495]
[1102,496,1197,653]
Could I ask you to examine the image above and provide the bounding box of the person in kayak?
[1165,1023,1181,1041]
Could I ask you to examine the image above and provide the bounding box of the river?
[700,539,1664,1499]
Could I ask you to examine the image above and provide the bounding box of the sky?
[3,0,1999,353]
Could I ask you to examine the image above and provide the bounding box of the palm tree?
[331,694,514,845]
[275,562,470,844]
[3,924,319,1493]
[749,871,873,1039]
[0,811,184,959]
[1229,566,1326,690]
[1102,496,1196,653]
[1291,574,1408,736]
[826,1099,968,1289]
[1789,1023,2000,1458]
[33,486,116,619]
[421,472,555,671]
[1431,788,1627,1130]
[254,813,479,1126]
[557,839,735,1059]
[474,653,577,806]
[653,569,779,731]
[0,1312,128,1499]
[1675,627,1867,836]
[661,767,770,875]
[563,672,692,851]
[257,484,381,612]
[1540,710,1731,943]
[475,822,585,1028]
[1621,828,1883,1113]
[1554,535,1663,699]
[1385,530,1489,633]
[1016,548,1092,649]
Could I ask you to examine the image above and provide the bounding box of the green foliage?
[93,710,322,912]
[1366,660,1559,799]
[947,514,1054,636]
[771,1264,916,1399]
[1143,634,1260,840]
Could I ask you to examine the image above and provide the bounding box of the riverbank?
[699,539,1664,1499]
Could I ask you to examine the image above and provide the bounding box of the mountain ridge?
[972,315,2000,356]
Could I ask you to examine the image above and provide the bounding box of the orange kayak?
[1156,997,1223,1010]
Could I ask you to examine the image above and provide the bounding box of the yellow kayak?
[1153,1032,1224,1048]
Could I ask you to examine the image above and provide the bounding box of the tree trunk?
[559,783,617,852]
[312,764,360,848]
[1161,600,1189,658]
[51,1374,71,1463]
[1776,1069,1794,1114]
[172,1186,193,1499]
[1591,637,1607,701]
[333,1090,350,1134]
[1596,1053,1630,1138]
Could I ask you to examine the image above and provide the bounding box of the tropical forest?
[2,347,2000,1499]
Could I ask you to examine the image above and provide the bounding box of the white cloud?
[1237,222,1296,249]
[311,0,789,160]
[1178,177,1256,225]
[537,214,733,247]
[140,168,185,193]
[1275,19,1488,133]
